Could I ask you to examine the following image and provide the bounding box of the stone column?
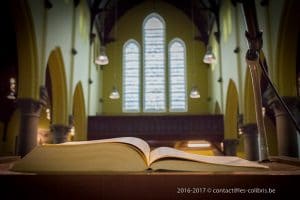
[266,91,300,157]
[17,98,42,157]
[51,124,70,143]
[242,123,259,161]
[223,139,239,156]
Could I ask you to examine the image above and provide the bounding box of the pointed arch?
[73,82,87,141]
[46,47,68,125]
[143,12,166,112]
[243,68,256,124]
[168,38,187,112]
[123,39,141,112]
[224,79,239,139]
[276,0,300,96]
[10,0,39,99]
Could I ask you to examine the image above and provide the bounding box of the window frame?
[122,39,141,113]
[142,12,166,113]
[168,38,188,112]
[122,13,188,114]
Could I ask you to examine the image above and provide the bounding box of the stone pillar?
[17,98,42,157]
[266,93,300,157]
[51,124,70,143]
[242,123,259,161]
[223,139,239,156]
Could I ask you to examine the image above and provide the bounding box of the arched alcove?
[73,82,87,141]
[46,47,68,125]
[10,0,39,99]
[0,0,37,155]
[243,68,256,124]
[224,79,239,139]
[276,0,300,96]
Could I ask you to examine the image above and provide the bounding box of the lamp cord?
[191,1,196,86]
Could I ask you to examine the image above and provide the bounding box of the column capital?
[264,94,300,157]
[51,124,70,143]
[264,86,300,117]
[280,97,300,123]
[241,123,258,135]
[17,98,43,117]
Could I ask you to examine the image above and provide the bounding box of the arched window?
[123,40,140,112]
[143,13,166,112]
[122,13,187,113]
[168,39,187,112]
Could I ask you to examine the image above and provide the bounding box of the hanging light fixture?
[95,11,109,66]
[109,3,120,100]
[95,45,109,65]
[203,45,216,64]
[189,3,200,99]
[109,86,120,99]
[190,86,200,98]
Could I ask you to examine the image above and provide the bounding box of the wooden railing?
[88,115,224,144]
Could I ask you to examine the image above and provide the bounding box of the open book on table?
[11,137,268,174]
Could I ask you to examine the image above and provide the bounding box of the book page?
[11,142,148,173]
[60,137,151,164]
[150,147,268,169]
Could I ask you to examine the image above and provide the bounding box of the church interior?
[0,0,300,199]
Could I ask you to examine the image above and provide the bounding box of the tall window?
[169,39,187,112]
[123,40,140,112]
[122,13,187,113]
[143,13,166,112]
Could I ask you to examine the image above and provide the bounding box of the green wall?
[102,1,209,115]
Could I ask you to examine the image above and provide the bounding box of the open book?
[11,137,268,174]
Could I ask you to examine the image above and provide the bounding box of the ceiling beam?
[89,0,220,45]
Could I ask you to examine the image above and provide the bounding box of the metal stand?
[241,0,300,161]
[241,0,270,161]
[246,57,269,161]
